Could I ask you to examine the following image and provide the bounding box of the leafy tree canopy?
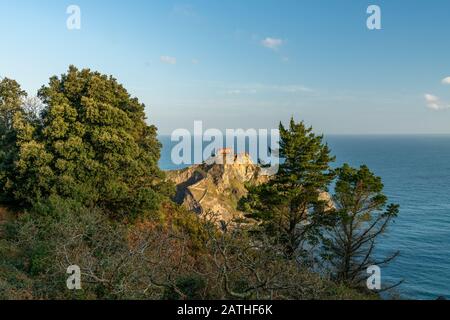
[0,78,28,204]
[1,66,170,219]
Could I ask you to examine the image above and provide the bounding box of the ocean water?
[158,135,450,300]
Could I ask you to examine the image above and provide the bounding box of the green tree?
[0,77,27,131]
[0,78,28,204]
[5,66,170,219]
[323,164,399,288]
[240,118,335,259]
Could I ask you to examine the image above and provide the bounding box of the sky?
[0,0,450,135]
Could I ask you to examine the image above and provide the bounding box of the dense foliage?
[0,68,398,300]
[1,67,170,219]
[0,198,374,300]
[0,78,28,205]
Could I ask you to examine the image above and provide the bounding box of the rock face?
[166,151,270,222]
[166,150,334,223]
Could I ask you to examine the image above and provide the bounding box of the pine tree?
[323,164,399,287]
[240,118,335,259]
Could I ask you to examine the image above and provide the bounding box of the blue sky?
[1,0,450,134]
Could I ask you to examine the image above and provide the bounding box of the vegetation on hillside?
[0,68,398,300]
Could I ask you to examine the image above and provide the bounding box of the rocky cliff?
[166,152,270,222]
[166,151,333,223]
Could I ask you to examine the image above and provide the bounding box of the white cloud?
[277,85,313,93]
[160,56,177,65]
[425,93,449,110]
[425,93,439,103]
[261,37,283,50]
[226,89,242,95]
[191,59,199,65]
[442,77,450,85]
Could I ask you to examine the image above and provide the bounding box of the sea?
[158,135,450,300]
